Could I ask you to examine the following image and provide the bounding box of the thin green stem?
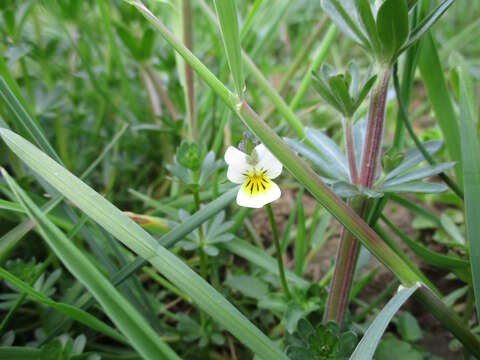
[266,204,290,299]
[392,64,464,200]
[289,24,337,112]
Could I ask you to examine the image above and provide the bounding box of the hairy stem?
[360,66,392,187]
[325,67,392,325]
[343,118,359,185]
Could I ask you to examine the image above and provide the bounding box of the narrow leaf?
[350,283,421,360]
[458,68,480,318]
[213,0,245,98]
[0,129,286,360]
[2,170,180,360]
[401,0,456,53]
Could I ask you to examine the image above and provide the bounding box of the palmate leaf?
[0,129,287,360]
[376,0,409,62]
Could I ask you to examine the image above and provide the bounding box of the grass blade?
[0,129,287,360]
[418,33,463,183]
[2,169,180,360]
[458,68,480,318]
[0,267,126,344]
[213,0,244,98]
[350,283,421,360]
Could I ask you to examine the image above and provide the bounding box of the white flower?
[224,144,282,208]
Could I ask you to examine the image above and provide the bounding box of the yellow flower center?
[242,170,271,196]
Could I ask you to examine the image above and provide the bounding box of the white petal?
[227,163,250,183]
[236,180,281,208]
[225,146,247,165]
[255,144,283,179]
[225,146,251,184]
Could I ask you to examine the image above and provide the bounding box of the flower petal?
[224,146,251,184]
[254,144,283,179]
[236,180,281,208]
[224,146,247,165]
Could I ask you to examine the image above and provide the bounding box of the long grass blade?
[350,283,421,360]
[0,129,287,360]
[458,68,480,318]
[2,169,180,360]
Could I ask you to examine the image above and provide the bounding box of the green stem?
[392,64,464,200]
[289,24,337,112]
[266,204,290,299]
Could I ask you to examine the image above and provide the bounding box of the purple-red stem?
[324,66,392,326]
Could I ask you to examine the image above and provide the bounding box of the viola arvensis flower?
[224,143,282,208]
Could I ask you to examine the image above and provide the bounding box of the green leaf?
[304,127,349,180]
[139,28,156,60]
[0,267,126,344]
[350,283,420,360]
[224,275,269,300]
[213,0,244,98]
[418,33,463,183]
[401,0,456,53]
[397,312,423,342]
[382,162,455,187]
[376,0,409,62]
[353,0,380,54]
[381,216,469,270]
[2,170,180,360]
[0,129,287,360]
[320,0,369,47]
[458,67,480,319]
[375,337,423,360]
[0,76,59,163]
[222,238,310,290]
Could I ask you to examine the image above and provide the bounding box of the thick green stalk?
[128,1,480,353]
[266,204,291,299]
